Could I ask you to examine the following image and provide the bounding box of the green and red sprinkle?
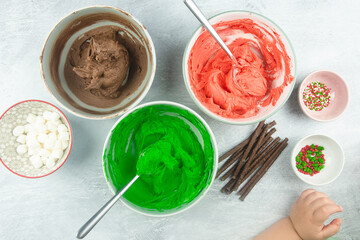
[296,144,325,176]
[303,82,331,111]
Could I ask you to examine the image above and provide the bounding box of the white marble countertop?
[0,0,359,239]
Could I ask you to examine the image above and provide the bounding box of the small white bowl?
[298,70,349,122]
[102,101,218,217]
[183,10,296,125]
[0,100,73,178]
[291,134,344,185]
[40,6,156,120]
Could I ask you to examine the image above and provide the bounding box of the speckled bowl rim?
[290,134,344,186]
[40,5,157,120]
[297,70,349,122]
[182,10,297,125]
[102,101,218,217]
[0,99,73,178]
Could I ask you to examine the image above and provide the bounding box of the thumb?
[321,218,342,239]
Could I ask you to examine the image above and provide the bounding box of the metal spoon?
[184,0,237,63]
[76,175,140,239]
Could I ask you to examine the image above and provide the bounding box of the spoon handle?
[184,0,236,62]
[76,175,140,239]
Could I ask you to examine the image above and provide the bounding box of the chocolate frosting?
[70,27,130,98]
[45,10,153,114]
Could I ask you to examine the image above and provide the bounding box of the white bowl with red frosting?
[183,11,296,125]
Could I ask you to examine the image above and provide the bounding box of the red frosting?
[188,19,294,118]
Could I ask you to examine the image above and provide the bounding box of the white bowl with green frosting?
[102,101,218,216]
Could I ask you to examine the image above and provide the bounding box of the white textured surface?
[0,0,359,239]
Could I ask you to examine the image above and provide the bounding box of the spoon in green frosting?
[76,174,139,239]
[77,150,160,239]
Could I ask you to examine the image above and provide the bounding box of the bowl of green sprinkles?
[291,134,344,186]
[102,101,218,216]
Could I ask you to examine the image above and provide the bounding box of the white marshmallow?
[43,141,54,150]
[45,121,57,132]
[26,133,40,148]
[13,112,69,166]
[16,135,26,144]
[12,125,24,136]
[53,140,62,150]
[46,132,57,148]
[16,145,27,155]
[35,121,47,133]
[37,133,48,143]
[27,146,40,156]
[57,124,68,133]
[61,140,68,150]
[50,112,60,122]
[50,149,63,159]
[40,156,47,165]
[45,157,56,169]
[26,132,36,141]
[48,132,57,142]
[36,116,45,124]
[59,132,69,141]
[29,155,43,168]
[26,113,36,123]
[24,124,31,133]
[39,149,50,157]
[53,119,62,125]
[27,124,37,134]
[43,110,52,120]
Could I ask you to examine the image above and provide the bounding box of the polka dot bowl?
[298,70,349,122]
[0,100,73,178]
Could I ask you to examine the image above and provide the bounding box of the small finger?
[303,191,328,204]
[321,218,342,239]
[309,197,336,211]
[314,204,343,223]
[300,189,317,199]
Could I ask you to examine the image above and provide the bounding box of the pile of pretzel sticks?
[216,120,288,201]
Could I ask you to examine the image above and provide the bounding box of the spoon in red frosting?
[184,0,238,65]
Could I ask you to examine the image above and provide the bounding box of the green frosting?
[103,104,214,212]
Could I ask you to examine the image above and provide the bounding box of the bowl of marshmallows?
[0,100,72,178]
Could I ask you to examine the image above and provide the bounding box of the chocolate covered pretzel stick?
[232,121,265,179]
[238,138,288,201]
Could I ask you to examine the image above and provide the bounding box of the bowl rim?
[0,99,73,179]
[182,10,297,125]
[298,70,350,122]
[290,134,344,186]
[40,5,157,120]
[102,100,218,217]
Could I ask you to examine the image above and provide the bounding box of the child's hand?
[290,189,343,240]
